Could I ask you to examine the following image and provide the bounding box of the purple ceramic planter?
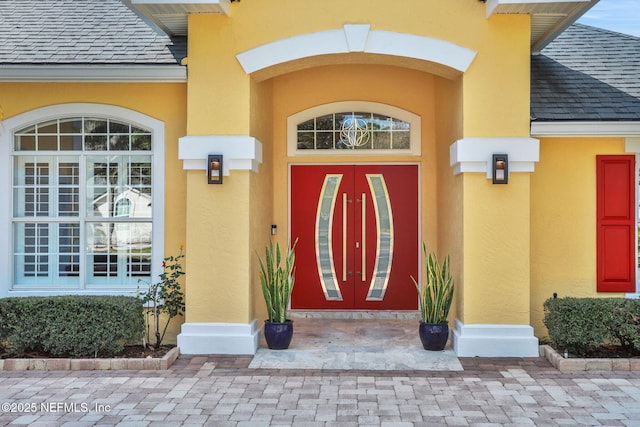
[418,322,449,351]
[264,320,294,350]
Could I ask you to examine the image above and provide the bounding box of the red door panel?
[291,164,418,310]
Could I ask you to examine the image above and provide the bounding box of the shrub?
[543,297,640,357]
[138,246,186,350]
[0,295,143,358]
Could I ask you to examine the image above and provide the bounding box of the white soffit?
[485,0,599,53]
[129,0,231,36]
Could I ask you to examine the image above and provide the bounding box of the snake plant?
[412,242,454,324]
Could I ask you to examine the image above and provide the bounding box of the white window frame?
[287,101,421,157]
[0,104,165,297]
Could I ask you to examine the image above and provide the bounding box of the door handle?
[361,192,366,282]
[342,192,347,282]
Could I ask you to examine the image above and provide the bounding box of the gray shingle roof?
[531,24,640,122]
[0,0,186,65]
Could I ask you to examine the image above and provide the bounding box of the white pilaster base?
[453,319,539,357]
[177,320,260,355]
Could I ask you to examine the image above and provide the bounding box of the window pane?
[316,114,334,131]
[86,222,152,284]
[297,132,314,149]
[297,119,314,131]
[37,120,58,134]
[38,135,58,151]
[59,118,83,134]
[85,119,107,134]
[85,135,107,151]
[316,132,334,149]
[14,223,49,278]
[15,135,36,151]
[131,134,151,151]
[59,223,80,277]
[373,132,391,149]
[392,131,410,149]
[22,162,49,217]
[109,120,129,134]
[60,135,83,151]
[58,161,79,216]
[109,134,129,151]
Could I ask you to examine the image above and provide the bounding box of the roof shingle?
[0,0,186,65]
[531,24,640,122]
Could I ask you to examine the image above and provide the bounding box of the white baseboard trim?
[453,319,539,357]
[177,320,260,355]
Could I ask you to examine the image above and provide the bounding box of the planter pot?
[418,322,449,351]
[264,320,294,350]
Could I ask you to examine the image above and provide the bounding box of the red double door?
[290,165,418,310]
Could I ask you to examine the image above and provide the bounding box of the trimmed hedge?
[0,296,143,357]
[543,297,640,357]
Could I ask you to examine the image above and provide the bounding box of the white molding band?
[178,135,263,175]
[0,65,187,82]
[177,321,260,355]
[450,137,540,178]
[531,121,640,137]
[236,24,477,75]
[453,320,539,357]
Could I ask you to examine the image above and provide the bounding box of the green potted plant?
[411,242,454,351]
[257,239,296,349]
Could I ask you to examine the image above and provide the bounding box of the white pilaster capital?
[450,137,540,178]
[178,135,263,175]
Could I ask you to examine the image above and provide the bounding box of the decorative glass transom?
[296,112,410,151]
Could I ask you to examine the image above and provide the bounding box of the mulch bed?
[0,345,175,360]
[556,344,640,359]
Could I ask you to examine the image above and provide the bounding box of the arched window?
[288,101,421,156]
[1,104,165,294]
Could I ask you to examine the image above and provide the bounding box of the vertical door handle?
[342,192,347,282]
[361,192,366,282]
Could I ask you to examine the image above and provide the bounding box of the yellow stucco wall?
[0,82,188,342]
[530,137,627,336]
[435,76,464,323]
[173,0,533,328]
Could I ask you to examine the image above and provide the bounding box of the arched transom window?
[288,102,421,156]
[3,106,165,294]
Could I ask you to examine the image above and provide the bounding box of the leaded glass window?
[296,112,410,151]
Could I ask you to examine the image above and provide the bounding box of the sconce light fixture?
[492,154,508,184]
[207,154,223,184]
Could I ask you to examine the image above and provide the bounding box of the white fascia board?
[450,137,540,178]
[531,121,640,137]
[178,135,263,175]
[0,65,187,82]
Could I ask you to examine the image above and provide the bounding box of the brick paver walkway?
[2,355,640,426]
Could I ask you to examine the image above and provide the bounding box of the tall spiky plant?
[258,239,296,323]
[411,242,454,324]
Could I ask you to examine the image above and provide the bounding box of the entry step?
[288,310,420,320]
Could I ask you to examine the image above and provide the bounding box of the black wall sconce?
[207,154,223,184]
[492,154,508,184]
